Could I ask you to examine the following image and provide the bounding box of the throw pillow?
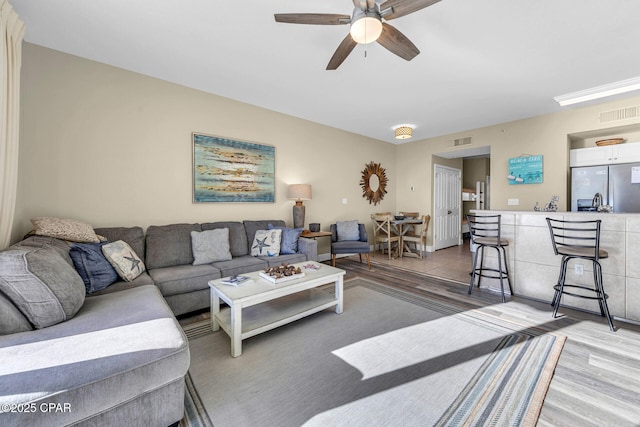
[191,228,232,265]
[102,240,146,282]
[0,292,33,335]
[337,220,360,241]
[268,224,303,255]
[250,229,282,257]
[31,216,100,243]
[0,246,86,329]
[69,242,119,293]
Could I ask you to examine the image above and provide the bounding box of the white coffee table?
[208,262,345,357]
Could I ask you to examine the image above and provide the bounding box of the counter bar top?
[468,210,640,323]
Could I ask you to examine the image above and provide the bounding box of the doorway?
[434,145,491,251]
[433,164,461,250]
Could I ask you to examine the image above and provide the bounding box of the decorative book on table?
[220,275,253,286]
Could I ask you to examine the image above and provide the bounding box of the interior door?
[434,164,461,250]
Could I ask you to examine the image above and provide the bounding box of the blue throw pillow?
[69,242,119,293]
[268,224,303,254]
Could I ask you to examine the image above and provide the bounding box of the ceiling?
[10,0,640,144]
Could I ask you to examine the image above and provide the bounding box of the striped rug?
[180,278,564,427]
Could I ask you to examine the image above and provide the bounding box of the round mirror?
[369,173,380,192]
[360,162,388,206]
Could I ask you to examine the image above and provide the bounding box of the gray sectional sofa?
[0,219,316,426]
[94,220,317,315]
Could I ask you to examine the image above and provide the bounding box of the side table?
[300,230,332,240]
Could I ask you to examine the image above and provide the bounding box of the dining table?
[390,217,423,258]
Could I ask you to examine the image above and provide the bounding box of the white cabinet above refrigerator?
[570,141,640,167]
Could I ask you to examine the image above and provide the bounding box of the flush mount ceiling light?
[554,76,640,106]
[349,9,383,44]
[394,125,413,140]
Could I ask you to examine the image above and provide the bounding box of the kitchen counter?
[469,210,640,323]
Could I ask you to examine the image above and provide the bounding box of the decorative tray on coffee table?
[259,264,305,283]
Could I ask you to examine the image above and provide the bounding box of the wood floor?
[336,252,640,427]
[181,244,640,425]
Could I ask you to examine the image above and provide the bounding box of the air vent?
[453,137,472,147]
[599,106,640,123]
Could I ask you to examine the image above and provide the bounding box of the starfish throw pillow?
[250,229,282,257]
[102,240,146,282]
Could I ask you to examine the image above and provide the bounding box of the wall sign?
[508,155,543,185]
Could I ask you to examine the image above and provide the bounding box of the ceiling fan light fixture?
[350,10,382,44]
[394,125,413,140]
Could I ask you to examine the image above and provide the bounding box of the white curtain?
[0,0,25,250]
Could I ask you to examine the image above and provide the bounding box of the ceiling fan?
[274,0,441,70]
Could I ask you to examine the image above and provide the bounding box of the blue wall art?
[193,133,275,202]
[508,155,543,185]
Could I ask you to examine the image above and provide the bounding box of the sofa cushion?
[0,292,33,335]
[148,264,220,297]
[0,246,85,329]
[94,226,145,261]
[69,242,119,293]
[201,221,248,257]
[89,272,155,296]
[243,220,285,249]
[146,223,201,269]
[268,224,303,254]
[102,240,146,282]
[31,216,101,243]
[191,229,232,265]
[337,220,361,241]
[211,255,268,278]
[0,285,189,426]
[250,229,282,257]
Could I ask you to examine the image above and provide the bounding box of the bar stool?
[467,214,512,303]
[546,218,615,331]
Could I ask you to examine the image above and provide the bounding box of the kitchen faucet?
[592,192,603,208]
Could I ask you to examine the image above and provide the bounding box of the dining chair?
[401,215,430,259]
[399,211,420,235]
[371,214,401,260]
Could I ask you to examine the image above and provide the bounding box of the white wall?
[14,43,397,257]
[15,43,640,255]
[396,94,640,246]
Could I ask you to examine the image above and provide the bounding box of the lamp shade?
[395,126,413,140]
[288,184,312,201]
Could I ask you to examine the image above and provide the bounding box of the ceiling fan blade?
[326,34,358,70]
[274,13,350,25]
[377,22,420,61]
[379,0,441,20]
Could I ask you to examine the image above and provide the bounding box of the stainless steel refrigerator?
[571,163,640,212]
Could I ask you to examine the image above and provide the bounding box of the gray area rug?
[181,278,564,427]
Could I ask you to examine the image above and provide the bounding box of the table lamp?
[288,184,312,229]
